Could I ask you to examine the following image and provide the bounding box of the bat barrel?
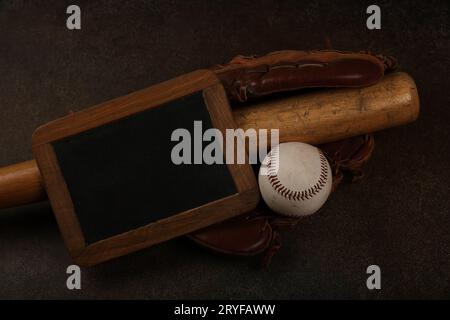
[232,72,420,146]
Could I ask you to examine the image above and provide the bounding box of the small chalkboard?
[32,70,259,266]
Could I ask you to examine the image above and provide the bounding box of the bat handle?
[0,160,47,209]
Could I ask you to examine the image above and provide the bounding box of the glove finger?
[213,50,388,102]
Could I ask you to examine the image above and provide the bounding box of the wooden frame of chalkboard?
[32,70,259,266]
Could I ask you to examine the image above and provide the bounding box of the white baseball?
[258,142,332,217]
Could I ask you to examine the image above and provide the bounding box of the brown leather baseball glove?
[211,50,397,103]
[188,50,396,266]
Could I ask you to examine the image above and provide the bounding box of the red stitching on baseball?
[267,149,329,201]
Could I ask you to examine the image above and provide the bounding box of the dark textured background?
[0,0,449,299]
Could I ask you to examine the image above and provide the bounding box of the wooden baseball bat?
[0,72,419,209]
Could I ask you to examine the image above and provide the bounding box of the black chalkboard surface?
[52,92,237,244]
[32,70,259,266]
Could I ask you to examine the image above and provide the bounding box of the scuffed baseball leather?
[212,50,397,102]
[188,134,375,266]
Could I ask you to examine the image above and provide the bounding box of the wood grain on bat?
[232,72,419,146]
[0,160,46,209]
